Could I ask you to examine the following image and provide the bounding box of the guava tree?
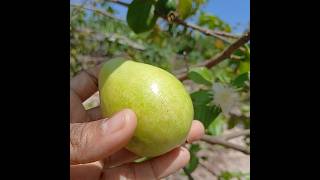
[70,0,250,179]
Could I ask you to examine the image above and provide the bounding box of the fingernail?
[102,111,127,134]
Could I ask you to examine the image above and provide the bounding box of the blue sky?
[202,0,250,33]
[71,0,250,33]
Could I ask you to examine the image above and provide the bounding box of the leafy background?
[70,0,250,179]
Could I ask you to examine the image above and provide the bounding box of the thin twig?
[108,0,130,6]
[74,28,146,51]
[177,31,250,81]
[70,4,122,21]
[70,0,89,18]
[201,135,250,155]
[173,18,232,43]
[200,31,250,67]
[214,31,242,39]
[183,167,194,180]
[199,161,217,176]
[222,129,250,140]
[230,54,243,61]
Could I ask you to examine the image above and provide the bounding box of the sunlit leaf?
[239,61,250,74]
[207,114,224,135]
[177,0,192,19]
[188,67,213,86]
[194,104,221,128]
[232,72,249,88]
[198,12,231,32]
[214,39,225,49]
[218,171,250,180]
[190,90,213,106]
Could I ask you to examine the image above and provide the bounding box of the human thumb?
[70,109,137,165]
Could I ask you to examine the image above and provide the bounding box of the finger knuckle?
[70,123,90,162]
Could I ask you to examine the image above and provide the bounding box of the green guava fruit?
[98,58,194,157]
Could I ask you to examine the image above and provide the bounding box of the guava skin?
[98,58,194,157]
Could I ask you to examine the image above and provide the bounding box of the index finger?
[71,64,102,102]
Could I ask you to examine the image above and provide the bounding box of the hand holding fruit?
[70,60,204,179]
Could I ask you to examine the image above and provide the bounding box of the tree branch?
[173,18,232,43]
[70,4,122,21]
[201,135,250,155]
[199,161,217,176]
[70,0,89,19]
[183,167,194,180]
[108,0,130,7]
[213,31,242,39]
[106,0,238,43]
[200,31,250,67]
[177,31,250,81]
[73,27,146,51]
[221,129,250,140]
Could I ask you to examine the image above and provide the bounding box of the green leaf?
[207,114,224,136]
[176,34,196,53]
[190,144,201,153]
[184,153,199,173]
[194,104,221,128]
[127,0,159,34]
[227,118,237,129]
[191,90,221,129]
[234,44,250,63]
[107,7,115,14]
[184,144,200,173]
[188,67,213,86]
[190,90,213,106]
[198,12,231,31]
[231,72,249,88]
[211,63,233,83]
[155,0,177,16]
[239,61,250,74]
[218,171,250,180]
[244,44,250,59]
[227,116,250,129]
[232,44,250,74]
[177,0,192,19]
